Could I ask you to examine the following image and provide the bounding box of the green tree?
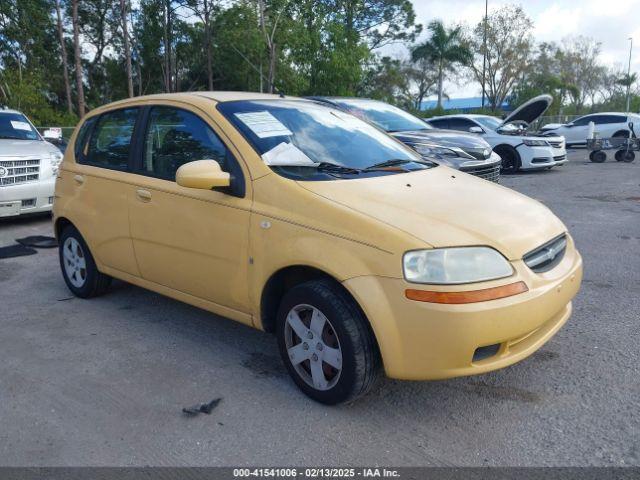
[411,20,471,109]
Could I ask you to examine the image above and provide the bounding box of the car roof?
[83,91,317,118]
[428,114,487,120]
[0,108,25,115]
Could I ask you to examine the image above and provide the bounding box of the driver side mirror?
[176,160,230,190]
[469,126,484,134]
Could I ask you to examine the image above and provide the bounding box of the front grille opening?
[554,155,567,161]
[473,343,501,362]
[524,234,567,273]
[21,198,36,208]
[531,157,552,164]
[460,164,501,183]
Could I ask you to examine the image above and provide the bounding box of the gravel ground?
[0,150,638,467]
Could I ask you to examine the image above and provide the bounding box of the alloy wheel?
[284,304,343,391]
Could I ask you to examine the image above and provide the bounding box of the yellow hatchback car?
[53,92,582,404]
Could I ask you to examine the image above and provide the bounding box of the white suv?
[0,108,63,217]
[427,95,567,173]
[541,113,640,147]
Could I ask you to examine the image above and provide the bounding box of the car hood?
[297,166,566,260]
[0,139,59,157]
[540,123,563,130]
[502,94,553,127]
[391,129,490,150]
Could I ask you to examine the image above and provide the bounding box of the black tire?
[590,151,607,163]
[494,145,521,174]
[276,279,381,404]
[615,150,625,162]
[621,151,635,163]
[58,224,111,298]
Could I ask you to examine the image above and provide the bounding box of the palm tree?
[411,21,472,109]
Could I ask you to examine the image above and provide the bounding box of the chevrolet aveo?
[53,92,583,404]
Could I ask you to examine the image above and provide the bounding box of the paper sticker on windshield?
[262,142,318,167]
[235,111,292,138]
[11,121,32,131]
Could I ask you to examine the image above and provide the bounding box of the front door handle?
[136,189,152,202]
[73,174,85,185]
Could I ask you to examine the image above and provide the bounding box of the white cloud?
[400,0,640,99]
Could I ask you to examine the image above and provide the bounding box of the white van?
[0,108,63,217]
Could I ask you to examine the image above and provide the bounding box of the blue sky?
[396,0,640,98]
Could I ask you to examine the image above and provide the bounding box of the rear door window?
[428,119,450,129]
[85,108,139,170]
[448,118,476,132]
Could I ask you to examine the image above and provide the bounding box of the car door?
[127,103,252,320]
[565,115,594,144]
[67,107,141,276]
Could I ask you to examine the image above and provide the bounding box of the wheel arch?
[613,130,630,138]
[494,143,522,169]
[260,265,370,337]
[54,216,74,240]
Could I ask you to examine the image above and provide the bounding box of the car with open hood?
[540,112,640,147]
[0,107,63,217]
[53,92,582,404]
[427,95,567,173]
[308,97,502,182]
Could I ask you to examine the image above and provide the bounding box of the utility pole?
[626,37,633,113]
[481,0,488,109]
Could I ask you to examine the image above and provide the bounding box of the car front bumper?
[517,144,568,169]
[343,238,583,380]
[0,177,55,217]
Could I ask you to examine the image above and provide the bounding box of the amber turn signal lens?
[406,281,529,304]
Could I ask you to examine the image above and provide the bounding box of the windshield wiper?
[364,158,436,171]
[363,159,418,170]
[315,162,362,174]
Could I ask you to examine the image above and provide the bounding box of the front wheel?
[494,146,521,174]
[276,280,381,404]
[59,225,112,298]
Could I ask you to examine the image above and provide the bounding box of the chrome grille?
[523,234,567,273]
[0,158,40,186]
[462,147,492,161]
[460,163,501,183]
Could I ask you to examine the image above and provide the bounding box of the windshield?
[474,116,503,132]
[218,100,430,180]
[332,99,432,133]
[0,113,40,140]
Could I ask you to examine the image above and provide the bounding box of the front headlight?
[49,151,63,174]
[403,247,514,285]
[523,139,549,147]
[414,144,460,158]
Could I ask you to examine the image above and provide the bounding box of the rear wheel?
[276,280,381,404]
[589,151,607,163]
[59,225,111,298]
[494,145,521,173]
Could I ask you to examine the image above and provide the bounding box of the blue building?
[420,97,511,113]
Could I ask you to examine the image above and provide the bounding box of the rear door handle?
[73,174,85,185]
[136,189,152,202]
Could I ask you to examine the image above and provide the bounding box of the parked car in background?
[54,92,582,404]
[0,107,63,217]
[427,95,567,173]
[309,97,502,182]
[540,112,640,147]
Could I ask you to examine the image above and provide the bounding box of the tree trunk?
[268,42,276,93]
[71,0,85,118]
[204,0,213,90]
[164,0,172,93]
[55,0,73,115]
[119,0,134,97]
[437,60,443,109]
